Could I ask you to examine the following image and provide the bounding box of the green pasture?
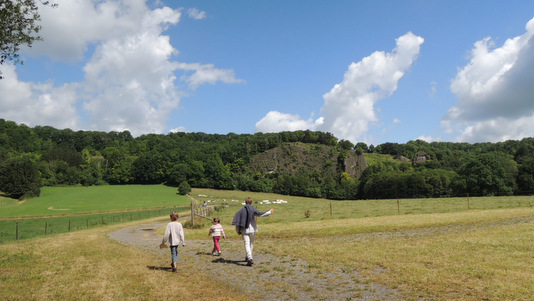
[0,185,191,244]
[188,188,534,228]
[0,184,190,218]
[0,206,191,244]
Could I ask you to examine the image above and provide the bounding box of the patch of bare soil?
[108,220,404,300]
[47,206,70,211]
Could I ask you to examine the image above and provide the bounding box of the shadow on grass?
[147,266,173,272]
[211,257,250,266]
[195,251,251,266]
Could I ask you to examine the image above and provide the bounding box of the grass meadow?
[0,185,191,244]
[0,217,246,301]
[2,186,534,300]
[186,189,534,300]
[0,185,190,217]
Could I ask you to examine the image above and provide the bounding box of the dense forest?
[1,118,534,200]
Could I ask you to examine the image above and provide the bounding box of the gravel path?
[108,220,405,300]
[108,215,534,300]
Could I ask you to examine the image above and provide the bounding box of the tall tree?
[0,0,56,78]
[0,156,42,198]
[456,152,517,196]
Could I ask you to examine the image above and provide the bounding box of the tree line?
[1,118,533,200]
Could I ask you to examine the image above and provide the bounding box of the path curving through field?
[108,220,404,300]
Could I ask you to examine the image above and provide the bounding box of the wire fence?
[0,206,190,244]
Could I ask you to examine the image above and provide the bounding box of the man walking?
[232,197,273,266]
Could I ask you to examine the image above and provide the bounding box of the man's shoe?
[247,259,254,266]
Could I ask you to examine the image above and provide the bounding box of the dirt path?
[108,220,404,300]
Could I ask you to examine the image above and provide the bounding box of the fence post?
[330,202,333,217]
[69,220,71,232]
[45,222,48,235]
[397,198,400,214]
[191,202,195,227]
[86,219,89,229]
[16,222,19,240]
[467,193,470,209]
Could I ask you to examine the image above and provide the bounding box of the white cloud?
[187,8,206,20]
[29,0,148,62]
[451,116,534,143]
[181,63,245,90]
[77,4,183,135]
[444,17,534,142]
[169,126,188,133]
[255,111,315,133]
[0,64,80,129]
[417,135,442,143]
[255,32,424,143]
[2,0,244,136]
[429,81,437,98]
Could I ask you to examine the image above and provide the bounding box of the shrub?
[0,156,42,199]
[178,181,191,195]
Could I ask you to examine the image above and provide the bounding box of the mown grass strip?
[0,217,246,301]
[256,209,534,301]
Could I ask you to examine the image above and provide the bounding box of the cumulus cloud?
[444,17,534,142]
[255,32,424,143]
[169,126,188,133]
[255,111,316,133]
[0,64,80,129]
[81,6,182,135]
[28,0,147,62]
[2,0,243,136]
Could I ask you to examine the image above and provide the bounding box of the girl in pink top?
[209,217,226,255]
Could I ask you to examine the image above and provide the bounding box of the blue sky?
[2,0,534,145]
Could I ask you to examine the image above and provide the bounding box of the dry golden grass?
[4,186,534,300]
[185,189,534,299]
[257,208,534,301]
[0,218,246,301]
[181,197,534,300]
